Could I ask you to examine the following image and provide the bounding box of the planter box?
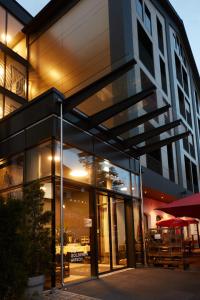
[25,275,45,299]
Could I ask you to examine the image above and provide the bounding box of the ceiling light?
[1,33,11,43]
[120,187,128,191]
[70,170,88,177]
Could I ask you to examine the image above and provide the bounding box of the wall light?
[70,170,88,178]
[48,155,60,162]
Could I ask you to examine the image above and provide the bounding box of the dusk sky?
[17,0,200,72]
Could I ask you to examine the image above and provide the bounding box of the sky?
[17,0,200,72]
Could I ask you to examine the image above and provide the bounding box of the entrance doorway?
[55,185,91,284]
[97,193,127,273]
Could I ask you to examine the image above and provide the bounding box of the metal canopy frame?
[62,59,190,158]
[63,58,136,112]
[123,119,182,148]
[129,131,190,157]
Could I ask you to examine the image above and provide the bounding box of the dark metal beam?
[96,104,170,139]
[80,85,156,130]
[123,119,182,148]
[63,59,136,112]
[129,131,190,157]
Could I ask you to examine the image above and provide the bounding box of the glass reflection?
[0,154,23,190]
[26,142,52,182]
[55,143,93,184]
[133,198,144,264]
[96,158,131,195]
[131,174,140,198]
[4,97,21,116]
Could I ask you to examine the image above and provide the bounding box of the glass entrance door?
[97,193,127,274]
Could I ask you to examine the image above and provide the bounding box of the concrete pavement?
[66,268,200,300]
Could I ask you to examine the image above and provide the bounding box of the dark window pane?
[182,67,189,96]
[184,156,192,191]
[138,22,154,76]
[175,53,182,85]
[144,5,152,34]
[157,17,164,53]
[178,87,185,118]
[191,163,199,193]
[160,57,167,94]
[136,0,143,19]
[167,144,175,182]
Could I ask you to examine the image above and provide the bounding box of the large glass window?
[157,17,164,54]
[136,0,143,20]
[0,188,22,200]
[160,57,167,94]
[5,56,26,98]
[96,158,131,195]
[0,154,23,190]
[26,142,52,182]
[0,94,3,119]
[144,5,152,34]
[55,143,93,185]
[0,7,6,44]
[4,97,21,116]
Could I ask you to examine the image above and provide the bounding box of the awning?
[62,59,190,158]
[155,193,200,218]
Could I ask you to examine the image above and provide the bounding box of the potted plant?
[23,181,52,299]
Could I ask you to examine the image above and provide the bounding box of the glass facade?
[0,139,142,286]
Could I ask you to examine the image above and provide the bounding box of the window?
[167,145,175,181]
[144,5,152,34]
[4,97,21,116]
[192,163,199,193]
[26,142,52,182]
[138,22,154,76]
[175,53,182,85]
[184,156,193,191]
[188,135,195,158]
[96,158,131,195]
[131,174,140,198]
[185,100,192,128]
[195,91,199,114]
[55,143,93,185]
[163,99,170,124]
[178,87,185,118]
[0,154,23,190]
[182,66,189,96]
[136,0,143,20]
[157,18,164,54]
[160,57,167,94]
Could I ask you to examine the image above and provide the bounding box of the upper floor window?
[159,57,168,94]
[138,22,154,76]
[136,0,143,20]
[182,66,189,96]
[144,5,152,34]
[175,53,182,85]
[157,17,164,54]
[195,90,200,114]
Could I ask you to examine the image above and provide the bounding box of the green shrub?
[0,197,27,300]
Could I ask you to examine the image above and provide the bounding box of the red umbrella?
[181,217,199,225]
[155,193,200,218]
[156,217,189,228]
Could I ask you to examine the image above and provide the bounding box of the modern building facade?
[0,0,199,288]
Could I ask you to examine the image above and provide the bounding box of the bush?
[0,197,27,300]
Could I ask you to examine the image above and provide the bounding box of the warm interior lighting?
[0,65,4,77]
[103,166,109,172]
[40,186,47,192]
[48,155,60,162]
[0,107,3,119]
[70,170,88,178]
[1,33,12,43]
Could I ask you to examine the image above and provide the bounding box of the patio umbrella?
[156,217,188,227]
[155,193,200,218]
[181,217,199,225]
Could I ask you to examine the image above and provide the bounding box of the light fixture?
[0,65,4,77]
[120,187,128,191]
[132,187,135,191]
[1,33,11,43]
[48,155,60,162]
[63,204,65,209]
[70,169,88,177]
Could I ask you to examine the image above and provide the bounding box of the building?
[0,0,199,288]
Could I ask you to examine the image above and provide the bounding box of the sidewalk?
[43,289,99,300]
[65,268,200,300]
